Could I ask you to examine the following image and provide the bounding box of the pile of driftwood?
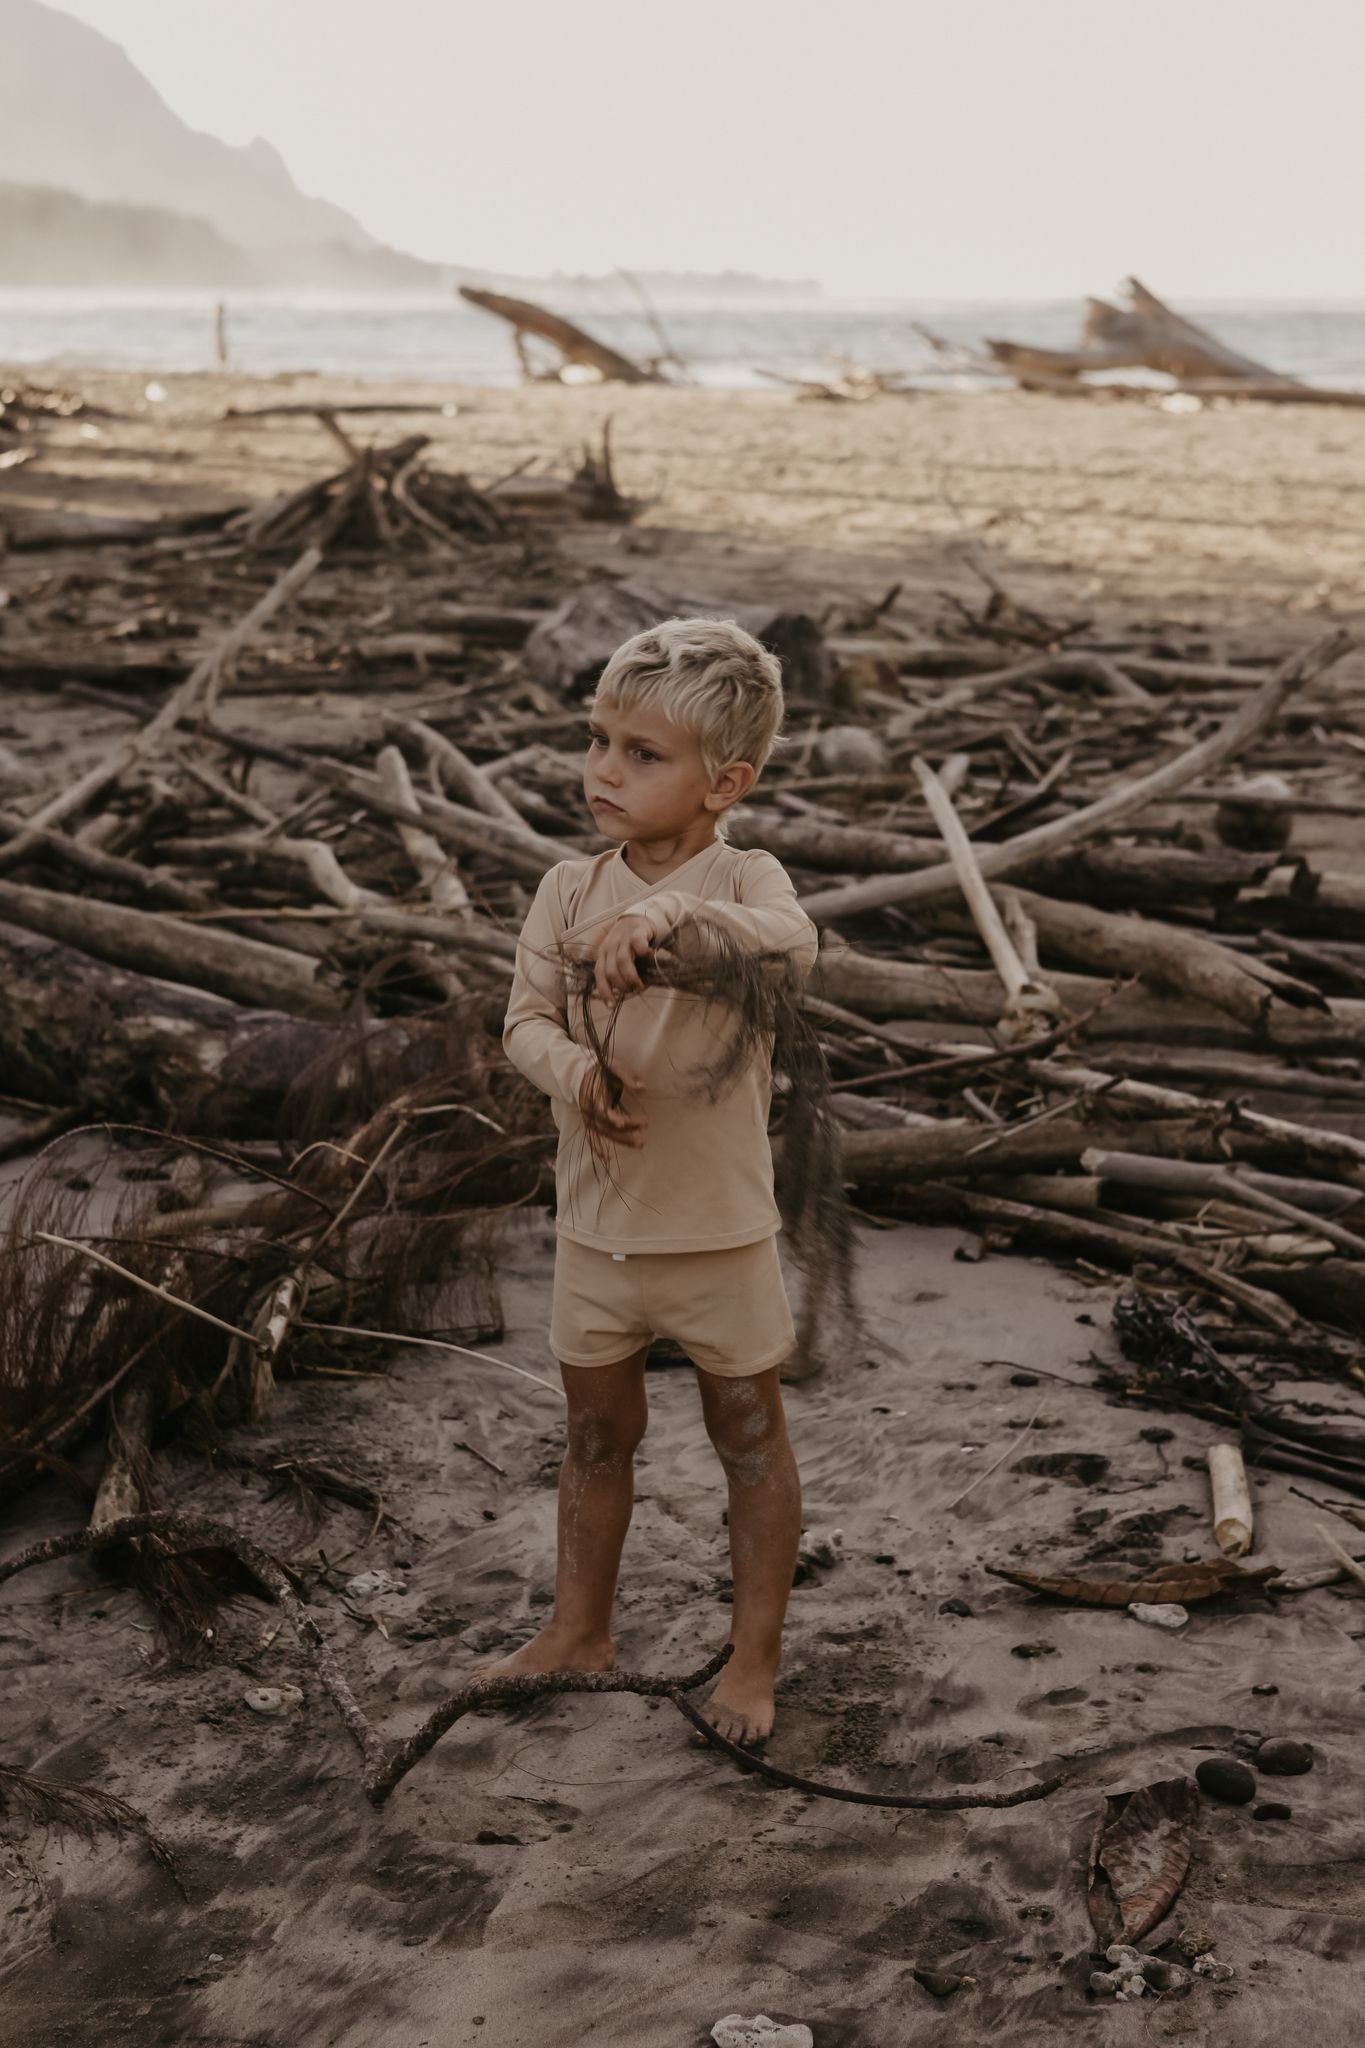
[0,414,629,559]
[4,500,1365,1645]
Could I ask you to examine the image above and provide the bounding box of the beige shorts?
[550,1234,795,1379]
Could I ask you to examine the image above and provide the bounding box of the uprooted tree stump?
[981,276,1365,405]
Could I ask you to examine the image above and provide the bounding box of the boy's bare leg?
[696,1365,801,1744]
[476,1351,648,1679]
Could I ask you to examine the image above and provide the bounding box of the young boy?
[494,616,819,1744]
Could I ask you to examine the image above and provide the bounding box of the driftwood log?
[459,286,661,385]
[0,923,341,1130]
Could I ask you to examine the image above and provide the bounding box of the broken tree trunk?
[459,286,660,384]
[813,941,1365,1054]
[924,886,1324,1037]
[0,879,341,1017]
[838,1115,1217,1190]
[0,923,342,1130]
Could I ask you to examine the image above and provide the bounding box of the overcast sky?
[54,0,1365,299]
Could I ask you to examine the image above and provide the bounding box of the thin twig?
[945,1394,1047,1509]
[1314,1525,1365,1590]
[30,1232,262,1346]
[828,979,1136,1094]
[448,1437,508,1475]
[297,1320,565,1399]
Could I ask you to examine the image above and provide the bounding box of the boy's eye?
[587,733,605,749]
[633,749,658,763]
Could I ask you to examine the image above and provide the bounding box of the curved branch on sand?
[0,1512,1065,1812]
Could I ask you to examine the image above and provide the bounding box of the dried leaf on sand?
[988,1556,1280,1607]
[1087,1776,1199,1945]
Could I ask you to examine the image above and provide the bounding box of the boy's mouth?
[589,794,624,814]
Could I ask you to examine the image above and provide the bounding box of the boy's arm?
[502,868,597,1107]
[631,851,819,976]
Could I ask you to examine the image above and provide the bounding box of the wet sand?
[4,1214,1360,2046]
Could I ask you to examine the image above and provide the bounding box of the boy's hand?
[577,1062,647,1168]
[592,914,658,1004]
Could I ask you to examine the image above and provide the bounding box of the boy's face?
[584,700,749,842]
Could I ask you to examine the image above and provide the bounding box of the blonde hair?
[593,616,784,782]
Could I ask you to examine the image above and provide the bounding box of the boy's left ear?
[705,760,757,811]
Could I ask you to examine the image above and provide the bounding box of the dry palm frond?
[0,1134,252,1497]
[571,934,857,1371]
[1,1006,546,1494]
[0,1760,182,1891]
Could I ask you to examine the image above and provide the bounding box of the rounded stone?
[1255,1801,1293,1820]
[1256,1736,1313,1776]
[814,725,888,776]
[1195,1756,1257,1804]
[913,1969,962,1999]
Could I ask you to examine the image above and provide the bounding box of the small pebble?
[1196,1757,1257,1804]
[344,1569,404,1599]
[939,1597,972,1617]
[1129,1601,1189,1630]
[1255,1801,1293,1821]
[1256,1735,1313,1775]
[1091,1965,1148,2001]
[1010,1640,1057,1659]
[1177,1926,1216,1959]
[912,1968,962,1998]
[1193,1955,1236,1982]
[1251,1682,1278,1696]
[1215,773,1293,853]
[797,1528,844,1571]
[1096,1944,1189,1997]
[813,725,888,775]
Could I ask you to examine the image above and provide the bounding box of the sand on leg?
[475,1349,649,1678]
[696,1364,801,1744]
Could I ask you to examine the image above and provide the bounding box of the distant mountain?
[0,183,440,290]
[0,0,437,287]
[0,1,821,299]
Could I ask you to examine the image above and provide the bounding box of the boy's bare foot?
[471,1620,614,1685]
[702,1655,777,1746]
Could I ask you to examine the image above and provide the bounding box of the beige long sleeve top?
[503,838,819,1252]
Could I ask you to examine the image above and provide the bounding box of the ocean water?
[2,290,1365,391]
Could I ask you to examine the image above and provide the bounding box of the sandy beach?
[3,372,1365,2047]
[8,370,1365,621]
